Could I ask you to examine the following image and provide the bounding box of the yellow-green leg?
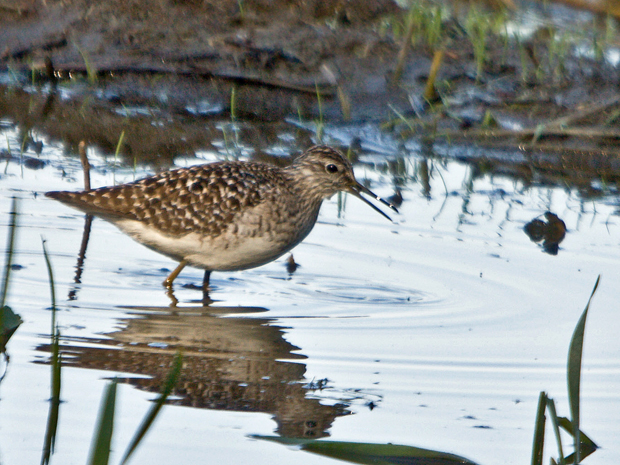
[163,260,187,288]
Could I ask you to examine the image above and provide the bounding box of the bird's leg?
[202,270,212,306]
[163,260,187,288]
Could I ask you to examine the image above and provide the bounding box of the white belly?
[113,217,304,272]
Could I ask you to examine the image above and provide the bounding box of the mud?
[2,0,620,193]
[1,0,408,121]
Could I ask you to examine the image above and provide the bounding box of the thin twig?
[79,141,91,191]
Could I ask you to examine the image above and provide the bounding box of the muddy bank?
[1,0,408,121]
[2,0,620,195]
[2,0,619,122]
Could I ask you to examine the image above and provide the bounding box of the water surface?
[0,91,619,465]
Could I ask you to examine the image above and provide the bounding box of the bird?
[46,145,398,295]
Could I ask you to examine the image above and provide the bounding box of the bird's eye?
[326,164,339,173]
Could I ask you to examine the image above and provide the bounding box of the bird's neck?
[284,164,331,204]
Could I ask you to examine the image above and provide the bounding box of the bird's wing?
[46,162,286,237]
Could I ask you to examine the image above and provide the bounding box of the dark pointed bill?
[349,182,399,222]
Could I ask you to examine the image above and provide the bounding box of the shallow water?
[1,102,620,465]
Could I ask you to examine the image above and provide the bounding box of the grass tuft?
[465,6,491,82]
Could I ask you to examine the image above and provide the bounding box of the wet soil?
[2,0,619,121]
[1,0,407,121]
[2,1,620,189]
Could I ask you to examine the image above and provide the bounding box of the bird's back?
[46,161,295,238]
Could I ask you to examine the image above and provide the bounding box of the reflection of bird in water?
[46,146,397,293]
[36,307,350,438]
[524,212,566,255]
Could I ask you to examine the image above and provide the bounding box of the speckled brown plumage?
[49,161,293,237]
[46,145,397,289]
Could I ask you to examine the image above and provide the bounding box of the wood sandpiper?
[46,145,398,294]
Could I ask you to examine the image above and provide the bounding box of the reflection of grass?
[230,85,237,123]
[221,86,241,160]
[4,134,11,174]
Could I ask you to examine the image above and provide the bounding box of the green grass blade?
[78,48,98,85]
[113,130,126,185]
[573,429,598,462]
[545,396,566,465]
[114,131,125,162]
[41,239,57,335]
[87,379,118,465]
[41,327,62,465]
[557,417,598,463]
[119,351,183,465]
[567,276,600,464]
[1,197,18,309]
[531,391,547,465]
[315,83,324,142]
[230,86,237,122]
[0,199,23,360]
[40,238,62,465]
